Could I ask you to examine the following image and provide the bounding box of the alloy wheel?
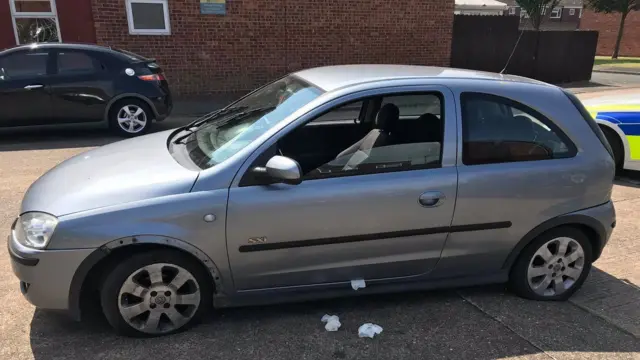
[118,263,201,335]
[527,237,586,297]
[117,105,147,134]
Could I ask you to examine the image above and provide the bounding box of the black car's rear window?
[563,90,614,159]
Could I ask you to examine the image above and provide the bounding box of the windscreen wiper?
[180,105,248,132]
[172,106,276,145]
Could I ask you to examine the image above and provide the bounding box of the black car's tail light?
[138,74,166,82]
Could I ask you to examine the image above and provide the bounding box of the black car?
[0,43,172,137]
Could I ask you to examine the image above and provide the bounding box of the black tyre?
[601,126,624,170]
[108,98,154,137]
[509,227,593,301]
[100,249,213,337]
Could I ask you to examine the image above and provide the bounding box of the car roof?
[0,43,134,59]
[293,65,550,92]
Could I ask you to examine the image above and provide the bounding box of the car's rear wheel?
[509,227,593,301]
[100,250,212,337]
[108,99,153,137]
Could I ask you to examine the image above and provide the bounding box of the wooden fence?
[450,15,598,83]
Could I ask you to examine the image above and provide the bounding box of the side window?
[278,92,444,179]
[57,52,103,75]
[0,51,48,80]
[461,92,576,165]
[311,101,363,124]
[381,94,441,119]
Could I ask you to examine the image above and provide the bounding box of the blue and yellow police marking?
[587,104,640,161]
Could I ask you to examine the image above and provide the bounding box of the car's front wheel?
[108,99,153,137]
[100,250,213,337]
[509,227,593,301]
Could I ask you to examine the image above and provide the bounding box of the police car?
[582,91,640,171]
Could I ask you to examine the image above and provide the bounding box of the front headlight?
[16,212,59,249]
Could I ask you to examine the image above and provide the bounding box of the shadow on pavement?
[0,118,193,152]
[615,170,640,188]
[29,269,640,360]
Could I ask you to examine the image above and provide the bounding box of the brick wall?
[92,0,454,95]
[580,9,640,57]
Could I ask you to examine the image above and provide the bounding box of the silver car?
[9,65,616,337]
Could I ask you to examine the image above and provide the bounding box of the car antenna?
[500,28,525,75]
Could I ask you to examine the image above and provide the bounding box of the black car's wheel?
[100,250,213,337]
[108,99,153,137]
[601,126,624,170]
[509,227,593,301]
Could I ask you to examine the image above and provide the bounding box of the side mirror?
[253,155,302,185]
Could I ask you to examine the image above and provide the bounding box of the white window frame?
[9,0,62,45]
[509,7,516,15]
[550,7,562,18]
[569,8,575,15]
[125,0,171,35]
[521,9,529,18]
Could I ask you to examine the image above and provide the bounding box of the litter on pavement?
[358,323,383,338]
[321,314,341,332]
[351,279,366,290]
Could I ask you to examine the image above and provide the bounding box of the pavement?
[593,65,640,76]
[0,86,639,360]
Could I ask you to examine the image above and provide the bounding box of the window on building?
[9,0,61,45]
[550,7,563,19]
[0,51,49,80]
[521,10,529,18]
[461,93,576,165]
[509,7,516,15]
[569,8,576,15]
[126,0,171,35]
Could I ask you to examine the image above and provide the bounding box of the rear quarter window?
[461,92,577,165]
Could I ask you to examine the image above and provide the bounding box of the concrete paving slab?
[458,287,640,360]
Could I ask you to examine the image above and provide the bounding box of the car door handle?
[418,191,445,207]
[24,84,44,90]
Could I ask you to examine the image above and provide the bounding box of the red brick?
[581,9,640,57]
[92,0,455,95]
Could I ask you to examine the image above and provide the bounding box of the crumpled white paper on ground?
[358,323,383,338]
[321,314,341,332]
[351,279,366,290]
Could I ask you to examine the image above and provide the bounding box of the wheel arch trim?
[103,93,160,122]
[68,235,223,321]
[502,214,606,271]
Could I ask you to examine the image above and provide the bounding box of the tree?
[516,0,561,30]
[585,0,638,58]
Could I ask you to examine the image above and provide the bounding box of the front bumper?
[8,220,95,316]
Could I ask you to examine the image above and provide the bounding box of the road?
[0,93,639,360]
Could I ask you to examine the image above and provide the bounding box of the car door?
[0,49,53,127]
[226,85,458,290]
[49,49,112,124]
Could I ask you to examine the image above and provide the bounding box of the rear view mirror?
[252,155,302,185]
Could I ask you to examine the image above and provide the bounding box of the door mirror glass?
[262,155,302,185]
